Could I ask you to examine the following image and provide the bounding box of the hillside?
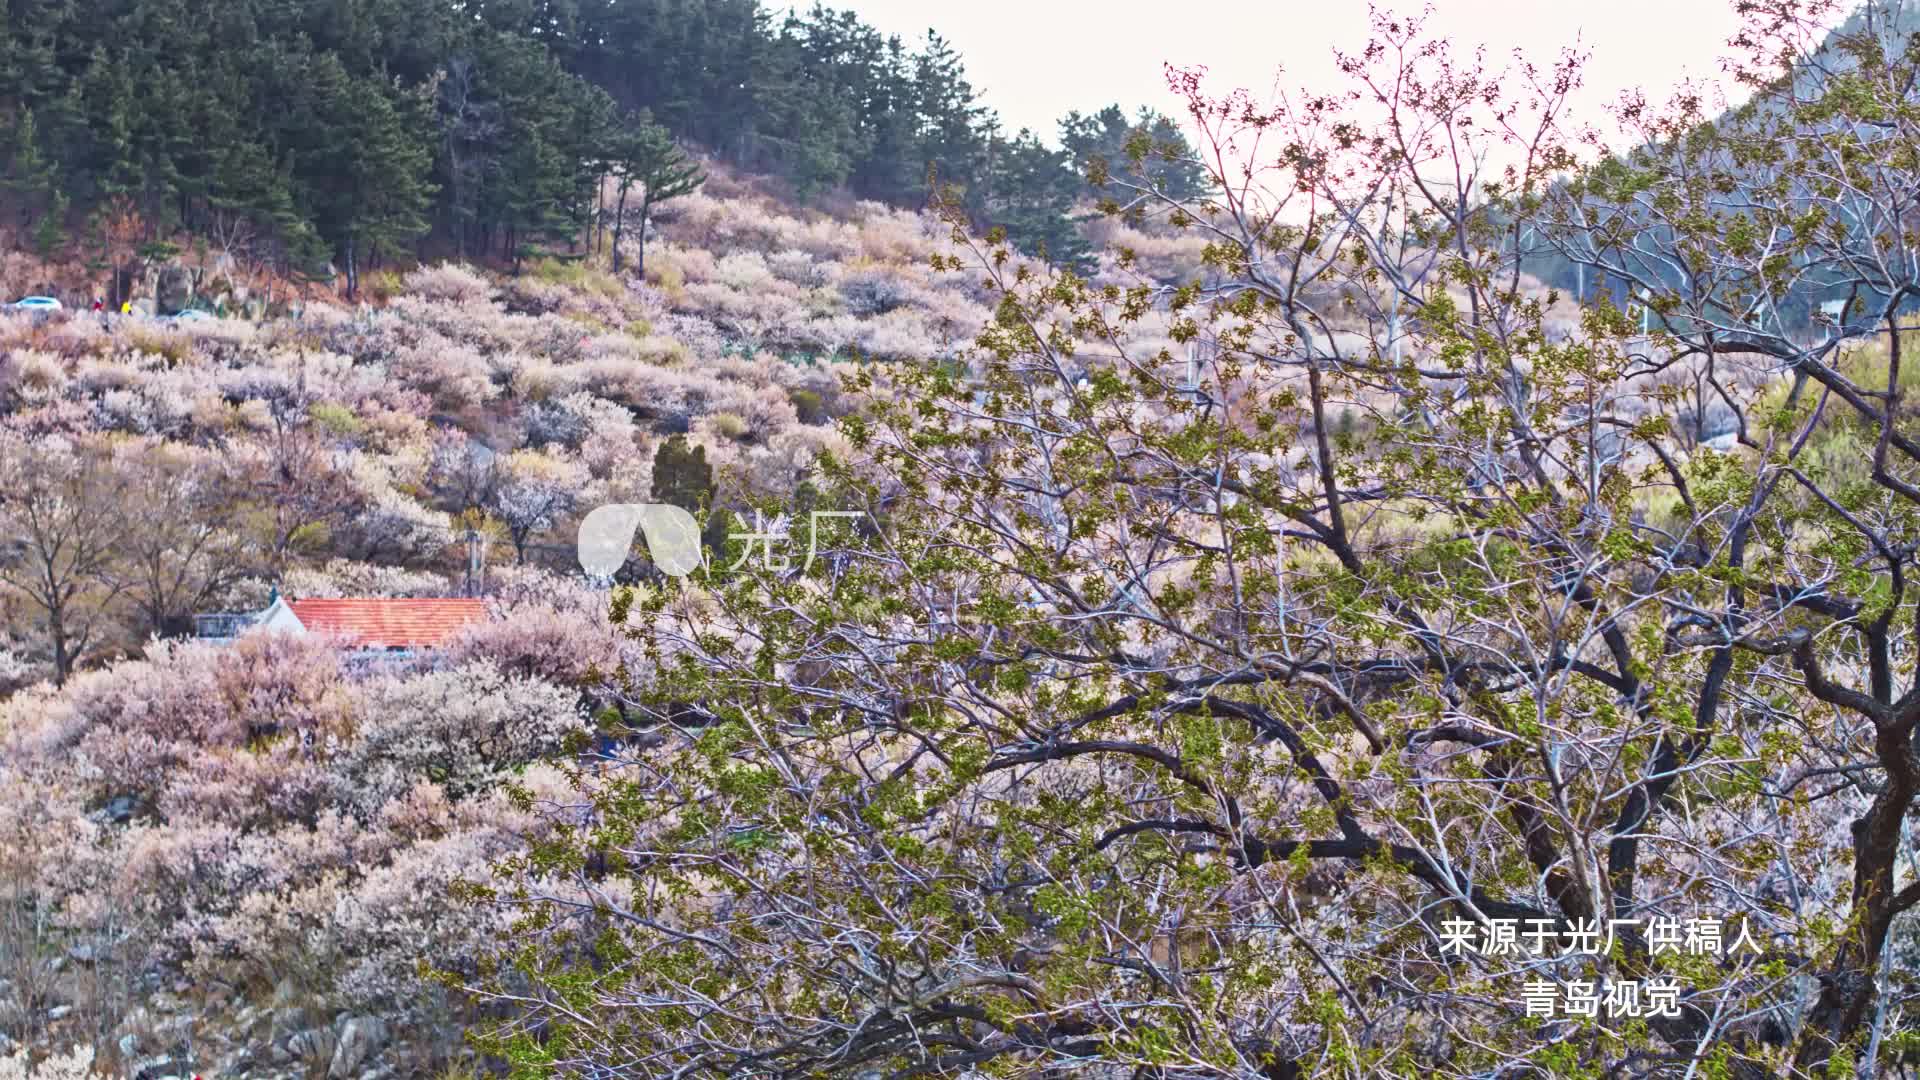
[0,0,1208,297]
[10,2,1920,1079]
[0,166,989,1078]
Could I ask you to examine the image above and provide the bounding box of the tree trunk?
[50,607,69,687]
[1792,724,1919,1072]
[611,182,630,273]
[635,194,652,279]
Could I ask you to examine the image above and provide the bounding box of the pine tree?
[606,110,703,276]
[1061,104,1209,200]
[651,435,714,513]
[11,104,70,256]
[335,75,437,295]
[912,32,992,204]
[4,105,56,220]
[986,129,1094,274]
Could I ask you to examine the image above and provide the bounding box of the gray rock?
[286,1027,337,1063]
[119,1005,153,1037]
[155,265,194,316]
[102,794,139,823]
[328,1016,389,1079]
[271,1006,312,1042]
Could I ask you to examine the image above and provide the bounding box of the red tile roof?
[287,598,489,650]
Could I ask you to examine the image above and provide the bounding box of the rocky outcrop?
[329,1015,390,1078]
[154,264,194,316]
[29,978,451,1080]
[284,1025,336,1065]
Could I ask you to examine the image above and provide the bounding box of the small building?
[194,594,489,660]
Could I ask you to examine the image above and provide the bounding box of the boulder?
[155,264,194,315]
[216,1046,255,1075]
[286,1026,337,1063]
[270,1005,312,1042]
[328,1016,389,1079]
[104,794,139,823]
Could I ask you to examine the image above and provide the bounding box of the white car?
[163,309,213,324]
[8,296,61,311]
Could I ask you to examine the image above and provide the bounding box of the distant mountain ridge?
[1516,0,1920,326]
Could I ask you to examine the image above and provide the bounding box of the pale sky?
[820,0,1791,148]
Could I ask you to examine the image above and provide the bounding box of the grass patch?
[362,269,405,302]
[527,256,623,300]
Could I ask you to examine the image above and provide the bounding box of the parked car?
[7,296,62,312]
[162,309,213,324]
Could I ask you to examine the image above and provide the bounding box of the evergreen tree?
[0,0,1119,280]
[4,103,63,249]
[10,106,69,255]
[333,76,437,295]
[650,434,714,513]
[606,110,703,276]
[984,129,1094,273]
[912,32,992,202]
[1060,104,1210,200]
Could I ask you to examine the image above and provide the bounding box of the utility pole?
[464,527,485,597]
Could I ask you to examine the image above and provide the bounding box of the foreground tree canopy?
[474,2,1920,1076]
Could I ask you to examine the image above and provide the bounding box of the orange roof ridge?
[286,597,489,649]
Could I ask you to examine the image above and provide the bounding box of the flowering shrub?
[281,560,452,599]
[0,1045,102,1080]
[0,624,596,1027]
[837,269,910,316]
[443,593,626,686]
[403,262,496,305]
[766,249,826,287]
[0,172,1126,1059]
[338,661,585,805]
